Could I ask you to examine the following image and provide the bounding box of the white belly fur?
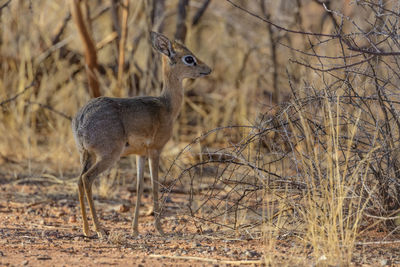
[121,136,152,156]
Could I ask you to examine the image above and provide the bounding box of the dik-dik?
[72,32,211,238]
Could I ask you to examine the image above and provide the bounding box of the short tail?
[80,149,92,176]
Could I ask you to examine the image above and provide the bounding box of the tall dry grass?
[292,94,377,264]
[0,0,272,173]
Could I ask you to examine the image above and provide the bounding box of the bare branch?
[69,0,101,98]
[226,0,339,38]
[0,81,36,107]
[51,12,72,45]
[175,0,189,42]
[290,55,376,72]
[192,0,211,26]
[116,0,129,96]
[347,45,400,56]
[26,101,72,121]
[0,0,11,10]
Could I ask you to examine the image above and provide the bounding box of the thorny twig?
[161,0,400,234]
[0,81,36,107]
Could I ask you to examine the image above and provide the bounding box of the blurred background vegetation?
[0,0,334,172]
[0,0,273,171]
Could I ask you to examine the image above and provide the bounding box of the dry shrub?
[159,0,400,265]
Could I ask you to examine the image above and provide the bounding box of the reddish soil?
[0,177,399,266]
[0,178,266,267]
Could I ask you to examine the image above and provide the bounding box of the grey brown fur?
[72,31,211,238]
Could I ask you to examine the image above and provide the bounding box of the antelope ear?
[150,31,175,58]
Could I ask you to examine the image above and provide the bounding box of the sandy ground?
[0,175,399,266]
[0,177,267,267]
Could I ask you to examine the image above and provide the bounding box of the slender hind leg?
[82,150,121,239]
[132,155,145,236]
[148,150,164,235]
[78,150,93,237]
[78,178,89,236]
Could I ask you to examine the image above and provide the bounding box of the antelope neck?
[160,57,184,120]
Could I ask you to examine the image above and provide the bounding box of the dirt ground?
[0,175,400,266]
[0,174,266,267]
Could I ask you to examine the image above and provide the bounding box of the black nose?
[200,69,212,75]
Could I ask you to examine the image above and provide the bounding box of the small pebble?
[192,242,201,248]
[245,250,261,258]
[56,210,66,217]
[68,215,77,223]
[119,204,130,213]
[37,255,51,260]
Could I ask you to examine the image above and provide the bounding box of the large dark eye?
[182,55,196,66]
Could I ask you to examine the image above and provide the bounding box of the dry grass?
[292,96,374,265]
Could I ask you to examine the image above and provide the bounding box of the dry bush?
[158,0,400,264]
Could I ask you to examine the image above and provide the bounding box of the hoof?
[96,229,107,240]
[83,227,89,237]
[131,229,139,237]
[155,224,165,236]
[158,230,165,236]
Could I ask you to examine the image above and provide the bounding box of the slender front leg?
[132,155,145,236]
[148,150,164,235]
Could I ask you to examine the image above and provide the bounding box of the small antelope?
[72,32,211,238]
